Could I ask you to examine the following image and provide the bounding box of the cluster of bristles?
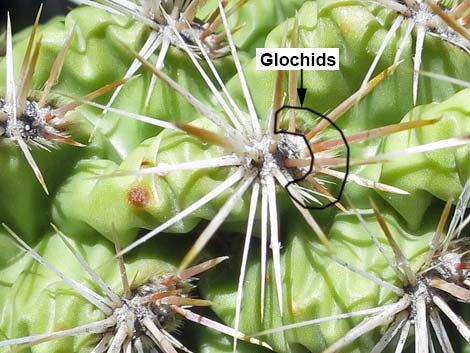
[71,0,246,116]
[254,193,470,353]
[0,222,270,353]
[139,0,233,57]
[359,0,470,105]
[0,99,49,141]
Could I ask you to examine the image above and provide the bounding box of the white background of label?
[256,48,339,70]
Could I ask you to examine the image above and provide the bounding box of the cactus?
[1,1,470,353]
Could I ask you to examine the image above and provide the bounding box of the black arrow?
[297,69,307,106]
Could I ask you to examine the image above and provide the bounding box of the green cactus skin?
[380,88,470,227]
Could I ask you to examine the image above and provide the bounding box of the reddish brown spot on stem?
[128,185,150,208]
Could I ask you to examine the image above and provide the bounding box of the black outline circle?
[274,105,350,210]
